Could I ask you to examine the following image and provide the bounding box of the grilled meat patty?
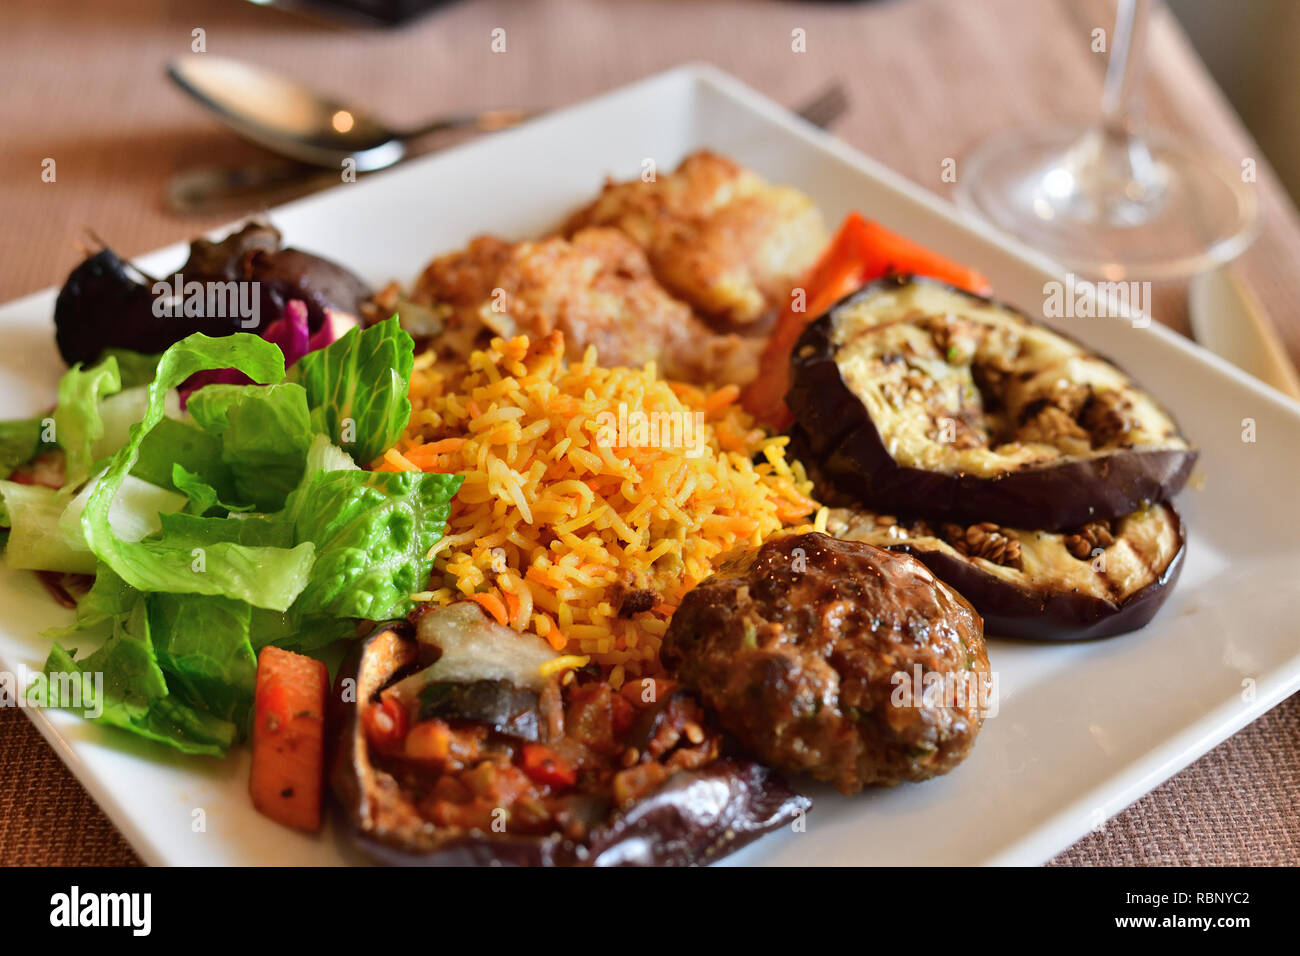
[662,532,990,793]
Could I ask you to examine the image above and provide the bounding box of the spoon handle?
[398,107,533,142]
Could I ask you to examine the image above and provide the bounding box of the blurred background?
[3,0,1298,273]
[1169,0,1300,204]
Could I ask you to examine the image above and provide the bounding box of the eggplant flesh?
[789,277,1197,530]
[330,621,810,867]
[823,502,1186,641]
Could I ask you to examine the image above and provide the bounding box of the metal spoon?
[167,55,529,171]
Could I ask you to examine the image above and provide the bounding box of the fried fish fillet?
[411,227,762,385]
[562,151,827,326]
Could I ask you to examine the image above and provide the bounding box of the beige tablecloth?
[0,0,1297,866]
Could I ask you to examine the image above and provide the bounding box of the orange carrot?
[383,447,419,472]
[742,212,993,429]
[405,438,465,467]
[502,588,521,625]
[469,590,509,626]
[704,383,741,415]
[249,646,328,832]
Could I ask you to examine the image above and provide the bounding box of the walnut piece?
[942,521,1024,570]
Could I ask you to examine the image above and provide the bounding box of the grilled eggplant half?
[331,608,809,866]
[823,502,1186,641]
[789,277,1196,530]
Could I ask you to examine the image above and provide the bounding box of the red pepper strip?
[741,212,992,430]
[519,743,577,790]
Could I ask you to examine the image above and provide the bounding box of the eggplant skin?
[788,276,1198,531]
[358,759,805,868]
[330,622,810,867]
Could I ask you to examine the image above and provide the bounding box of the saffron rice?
[382,333,817,686]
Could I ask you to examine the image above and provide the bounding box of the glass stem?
[1101,0,1151,139]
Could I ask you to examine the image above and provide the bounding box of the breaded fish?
[562,151,827,326]
[411,227,762,385]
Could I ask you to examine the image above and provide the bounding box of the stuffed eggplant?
[330,604,810,866]
[822,503,1186,641]
[788,277,1196,530]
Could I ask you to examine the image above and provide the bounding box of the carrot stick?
[249,646,329,832]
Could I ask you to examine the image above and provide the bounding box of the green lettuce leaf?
[54,356,123,489]
[146,592,257,729]
[240,436,459,649]
[0,481,90,573]
[171,463,253,516]
[156,510,295,549]
[186,382,312,511]
[248,607,357,653]
[39,604,234,756]
[102,348,163,389]
[79,333,315,611]
[72,562,140,629]
[0,417,47,481]
[130,416,238,501]
[282,439,461,621]
[287,316,413,466]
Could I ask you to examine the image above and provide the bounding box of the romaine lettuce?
[79,333,315,612]
[186,382,312,511]
[282,452,461,622]
[54,355,122,489]
[21,321,460,757]
[0,417,46,481]
[41,604,235,756]
[287,316,413,467]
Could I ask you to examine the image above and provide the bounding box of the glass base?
[956,126,1258,281]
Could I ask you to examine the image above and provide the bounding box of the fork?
[796,82,850,130]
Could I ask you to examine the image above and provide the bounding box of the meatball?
[661,532,990,793]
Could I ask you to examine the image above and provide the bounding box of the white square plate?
[3,65,1299,867]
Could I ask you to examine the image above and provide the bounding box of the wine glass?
[956,0,1258,281]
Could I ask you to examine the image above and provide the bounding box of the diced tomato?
[404,718,453,762]
[610,694,636,737]
[361,695,408,751]
[519,744,577,789]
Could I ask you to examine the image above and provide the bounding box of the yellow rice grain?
[397,333,818,679]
